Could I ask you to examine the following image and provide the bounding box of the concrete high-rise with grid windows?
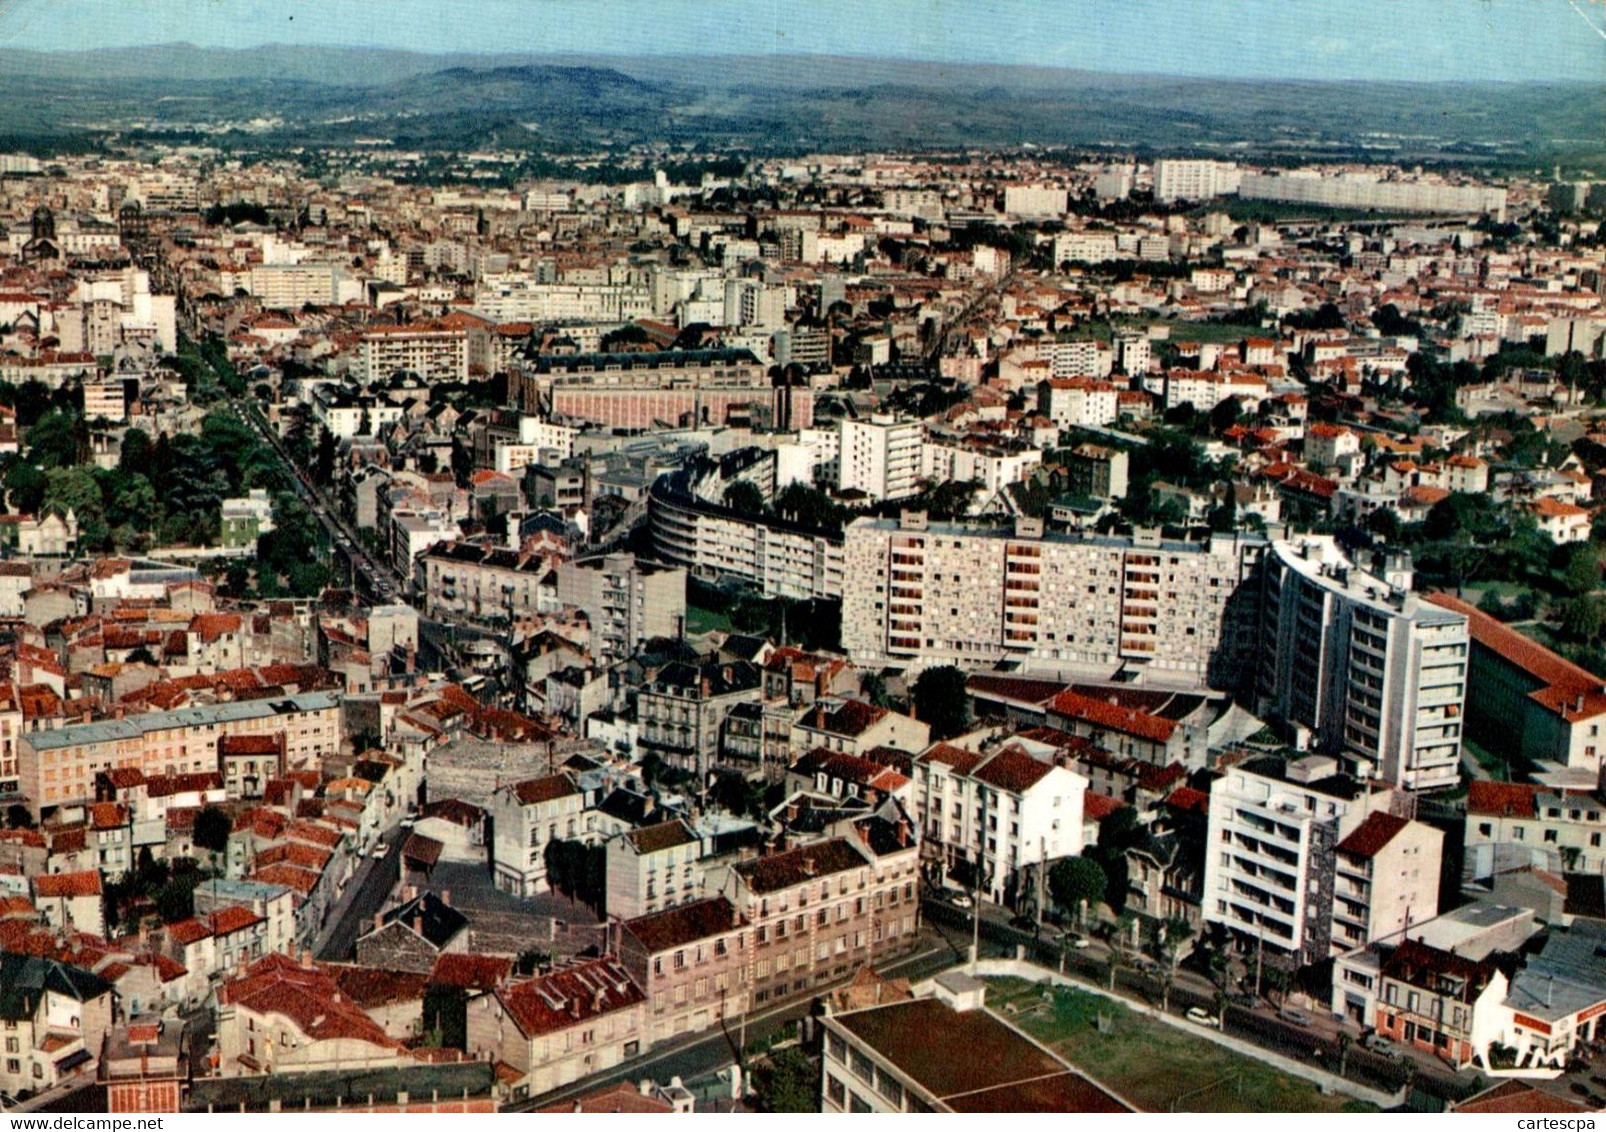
[840,513,1265,683]
[1256,537,1469,792]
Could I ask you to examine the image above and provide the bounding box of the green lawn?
[1462,736,1510,782]
[985,978,1376,1114]
[684,604,732,635]
[1113,319,1271,345]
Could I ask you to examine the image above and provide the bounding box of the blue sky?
[0,0,1601,82]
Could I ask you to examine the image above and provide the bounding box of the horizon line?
[2,39,1601,88]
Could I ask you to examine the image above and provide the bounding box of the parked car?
[1227,990,1258,1009]
[399,815,417,829]
[948,891,973,909]
[1185,1007,1221,1029]
[1363,1034,1403,1058]
[1278,1006,1313,1027]
[370,841,388,859]
[1065,934,1091,950]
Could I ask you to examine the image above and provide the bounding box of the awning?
[54,1048,93,1073]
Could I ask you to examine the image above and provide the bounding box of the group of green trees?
[687,578,843,654]
[1,406,281,554]
[720,480,857,536]
[910,665,969,740]
[103,849,208,932]
[0,381,334,595]
[543,838,606,908]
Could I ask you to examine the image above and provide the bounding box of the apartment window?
[826,1076,846,1106]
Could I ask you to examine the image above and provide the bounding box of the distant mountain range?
[0,43,1599,166]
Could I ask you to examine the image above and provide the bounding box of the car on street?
[1362,1034,1403,1058]
[1278,1006,1313,1026]
[1227,990,1258,1008]
[370,841,388,859]
[948,891,973,909]
[399,815,417,829]
[1185,1007,1220,1029]
[1064,933,1091,949]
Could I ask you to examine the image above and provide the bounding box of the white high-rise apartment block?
[1045,339,1114,379]
[1053,230,1120,266]
[1153,159,1242,203]
[1093,165,1134,201]
[1114,333,1152,375]
[1002,185,1067,217]
[837,414,924,502]
[1203,753,1396,965]
[1238,171,1507,220]
[1036,378,1120,429]
[1256,537,1469,792]
[841,514,1265,680]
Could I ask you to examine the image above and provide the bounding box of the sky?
[0,0,1601,82]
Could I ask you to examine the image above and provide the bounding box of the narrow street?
[314,823,405,961]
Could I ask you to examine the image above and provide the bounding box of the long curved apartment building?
[649,469,844,602]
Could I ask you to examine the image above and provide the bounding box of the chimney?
[373,912,384,932]
[300,948,312,969]
[803,856,816,877]
[440,889,451,907]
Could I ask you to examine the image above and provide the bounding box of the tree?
[1209,396,1244,434]
[314,427,337,486]
[1048,856,1107,926]
[1562,543,1600,596]
[26,410,83,468]
[1104,949,1124,991]
[1558,595,1606,643]
[721,480,766,516]
[118,428,153,475]
[860,670,892,709]
[911,665,969,740]
[1158,914,1195,975]
[155,878,194,923]
[193,806,232,857]
[752,1046,818,1113]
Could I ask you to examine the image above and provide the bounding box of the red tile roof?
[1049,689,1178,743]
[497,958,645,1038]
[1466,780,1539,820]
[429,952,512,990]
[1335,811,1410,860]
[972,745,1053,793]
[221,953,401,1049]
[510,774,578,806]
[32,870,102,898]
[734,838,867,894]
[1426,592,1606,722]
[918,741,986,776]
